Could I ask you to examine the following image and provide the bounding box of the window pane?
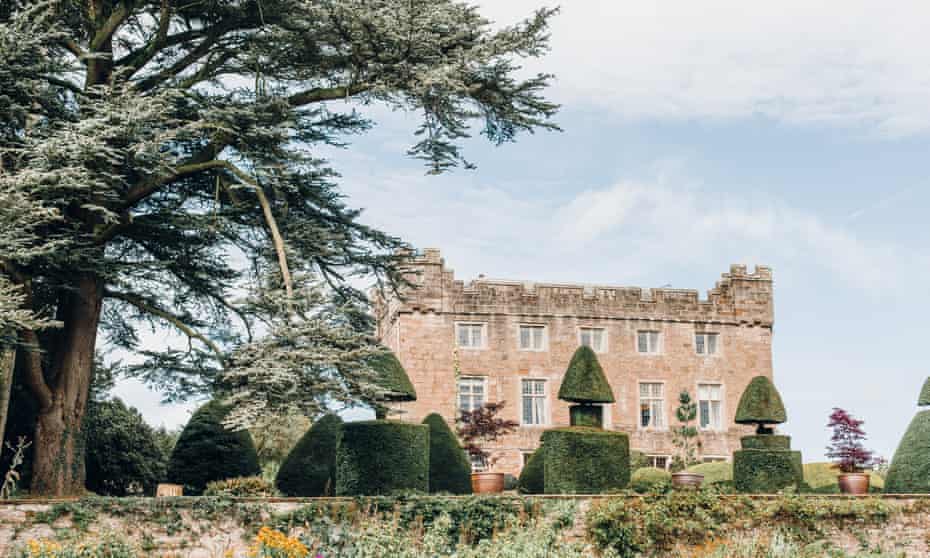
[653,400,665,427]
[534,380,545,395]
[638,332,648,352]
[533,327,543,349]
[699,401,710,428]
[708,334,717,354]
[458,326,469,346]
[650,332,659,351]
[640,383,650,397]
[640,403,651,427]
[533,396,545,424]
[520,327,530,349]
[593,329,603,350]
[711,401,722,428]
[472,326,482,347]
[523,395,533,423]
[696,334,705,354]
[580,329,591,347]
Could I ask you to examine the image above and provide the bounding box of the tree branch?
[90,2,131,52]
[105,289,226,364]
[287,83,371,107]
[123,159,231,209]
[19,329,53,411]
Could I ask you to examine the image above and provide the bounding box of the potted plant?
[826,407,876,495]
[670,390,704,488]
[456,401,518,493]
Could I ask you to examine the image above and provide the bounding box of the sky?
[116,0,930,462]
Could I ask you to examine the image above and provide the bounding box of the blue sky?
[117,0,930,462]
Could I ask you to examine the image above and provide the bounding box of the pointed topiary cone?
[885,377,930,493]
[422,413,471,494]
[275,414,343,497]
[366,350,417,419]
[735,375,787,434]
[558,346,615,404]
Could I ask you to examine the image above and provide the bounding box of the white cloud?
[476,0,930,135]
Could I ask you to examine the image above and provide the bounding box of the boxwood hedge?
[733,448,803,493]
[885,409,930,493]
[517,447,545,494]
[422,413,471,494]
[542,427,630,494]
[335,420,429,496]
[558,346,615,404]
[275,413,343,496]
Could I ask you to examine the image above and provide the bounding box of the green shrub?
[804,462,884,491]
[518,448,545,494]
[919,377,930,406]
[735,376,787,428]
[686,462,733,485]
[367,351,417,417]
[83,398,168,496]
[422,413,471,494]
[733,449,802,493]
[630,467,670,493]
[558,346,615,404]
[885,409,930,493]
[166,400,261,495]
[630,450,650,471]
[741,434,791,450]
[335,420,429,496]
[542,427,629,494]
[204,476,278,497]
[275,413,343,496]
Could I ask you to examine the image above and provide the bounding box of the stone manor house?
[374,249,774,476]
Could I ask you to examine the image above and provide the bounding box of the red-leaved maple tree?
[456,402,519,469]
[826,408,876,473]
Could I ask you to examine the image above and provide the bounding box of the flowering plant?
[456,402,518,470]
[826,408,876,473]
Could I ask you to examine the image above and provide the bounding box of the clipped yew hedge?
[542,427,630,494]
[558,346,614,404]
[422,413,471,494]
[518,447,545,494]
[335,420,429,496]
[275,413,343,497]
[733,447,802,493]
[735,376,787,427]
[885,410,930,494]
[166,400,261,495]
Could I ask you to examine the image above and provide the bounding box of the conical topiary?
[275,414,343,497]
[885,377,930,493]
[558,346,615,404]
[367,350,417,418]
[167,400,261,495]
[422,413,471,494]
[735,375,787,434]
[518,447,545,494]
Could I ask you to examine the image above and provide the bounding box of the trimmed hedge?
[919,377,930,406]
[735,376,787,426]
[542,427,630,494]
[733,449,802,493]
[335,420,429,496]
[740,434,791,450]
[275,413,343,497]
[885,409,930,493]
[166,400,261,495]
[368,351,417,401]
[630,467,671,493]
[517,447,545,494]
[422,413,471,494]
[558,346,615,404]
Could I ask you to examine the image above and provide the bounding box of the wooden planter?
[471,472,505,494]
[671,472,704,489]
[838,473,870,495]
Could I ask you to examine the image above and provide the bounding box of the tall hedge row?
[542,427,630,494]
[335,420,429,496]
[422,413,471,494]
[275,414,343,497]
[167,401,261,495]
[733,447,803,493]
[518,447,545,494]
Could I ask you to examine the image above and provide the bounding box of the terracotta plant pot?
[671,472,704,489]
[471,472,505,494]
[838,473,870,495]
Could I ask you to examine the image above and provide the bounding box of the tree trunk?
[0,341,14,445]
[29,274,103,496]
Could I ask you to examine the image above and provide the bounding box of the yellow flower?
[249,527,309,558]
[24,539,62,557]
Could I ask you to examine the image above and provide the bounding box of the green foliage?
[630,467,671,493]
[368,351,417,407]
[919,377,930,407]
[335,420,429,496]
[422,413,471,494]
[12,531,138,558]
[275,414,342,497]
[568,405,603,428]
[558,346,615,404]
[630,450,651,471]
[542,427,630,494]
[586,489,893,558]
[741,434,792,450]
[203,476,278,497]
[671,390,701,472]
[518,448,545,494]
[803,462,884,492]
[884,409,930,493]
[733,449,803,493]
[83,398,169,497]
[686,462,733,485]
[250,412,312,477]
[166,401,261,495]
[735,376,787,428]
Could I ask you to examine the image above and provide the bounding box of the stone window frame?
[516,323,548,352]
[637,379,668,431]
[454,321,488,350]
[457,376,488,413]
[695,381,726,432]
[694,331,721,357]
[635,329,663,355]
[521,450,535,466]
[577,325,608,353]
[647,454,671,470]
[518,377,549,427]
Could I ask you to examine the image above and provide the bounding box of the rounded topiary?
[733,448,802,493]
[366,350,417,418]
[735,376,787,433]
[918,377,930,407]
[518,447,545,494]
[335,420,429,496]
[630,467,671,493]
[542,427,630,494]
[167,400,261,495]
[275,413,343,497]
[422,413,471,494]
[885,410,930,494]
[558,346,615,404]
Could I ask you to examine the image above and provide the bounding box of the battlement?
[378,249,774,326]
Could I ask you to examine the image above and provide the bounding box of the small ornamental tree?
[826,408,875,474]
[456,402,518,471]
[559,346,614,428]
[670,390,702,472]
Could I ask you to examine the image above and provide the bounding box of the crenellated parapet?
[377,249,773,327]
